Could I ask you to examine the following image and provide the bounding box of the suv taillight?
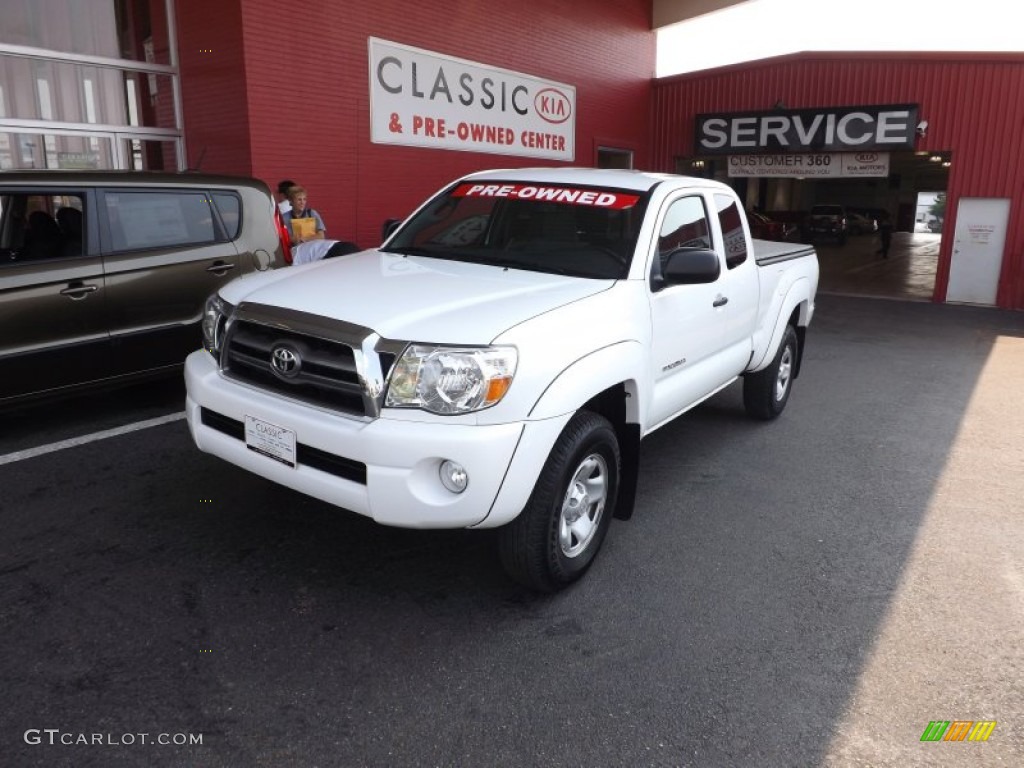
[273,207,293,265]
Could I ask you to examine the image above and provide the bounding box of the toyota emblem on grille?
[270,344,302,379]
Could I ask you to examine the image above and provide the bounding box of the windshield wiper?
[481,258,574,275]
[380,245,440,257]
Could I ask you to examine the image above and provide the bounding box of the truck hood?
[222,249,614,343]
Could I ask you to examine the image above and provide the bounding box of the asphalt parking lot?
[2,294,1023,767]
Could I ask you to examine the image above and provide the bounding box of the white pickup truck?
[185,168,818,591]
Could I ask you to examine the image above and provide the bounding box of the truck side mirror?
[654,247,721,290]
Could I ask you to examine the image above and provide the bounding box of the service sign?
[727,152,891,178]
[369,38,576,161]
[697,105,918,155]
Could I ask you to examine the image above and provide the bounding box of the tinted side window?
[0,192,86,262]
[104,190,216,251]
[658,196,711,256]
[715,193,747,269]
[212,192,241,240]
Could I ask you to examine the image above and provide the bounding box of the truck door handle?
[206,261,237,275]
[59,282,99,300]
[712,295,729,307]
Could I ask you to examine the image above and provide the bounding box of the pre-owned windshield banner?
[369,38,576,161]
[451,183,640,209]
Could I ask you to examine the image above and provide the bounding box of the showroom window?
[0,0,183,171]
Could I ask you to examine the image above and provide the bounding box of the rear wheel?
[743,325,798,420]
[499,411,619,592]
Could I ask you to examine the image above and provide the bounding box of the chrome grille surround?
[219,302,406,419]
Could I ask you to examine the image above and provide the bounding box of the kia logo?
[270,344,301,378]
[854,152,879,163]
[534,88,571,124]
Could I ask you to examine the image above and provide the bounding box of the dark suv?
[0,171,289,406]
[804,204,848,245]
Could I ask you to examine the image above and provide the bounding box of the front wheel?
[498,411,619,592]
[743,324,799,420]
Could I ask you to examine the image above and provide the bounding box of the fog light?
[439,460,468,493]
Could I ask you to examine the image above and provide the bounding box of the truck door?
[647,193,731,429]
[712,192,758,367]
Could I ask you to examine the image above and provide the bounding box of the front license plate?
[244,415,296,467]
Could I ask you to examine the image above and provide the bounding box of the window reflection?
[0,0,182,170]
[0,0,168,65]
[0,56,175,128]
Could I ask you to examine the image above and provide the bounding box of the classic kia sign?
[696,105,919,155]
[369,38,576,161]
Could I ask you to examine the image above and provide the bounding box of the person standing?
[876,211,894,259]
[276,179,296,215]
[281,185,326,245]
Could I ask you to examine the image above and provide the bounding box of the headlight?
[385,345,517,415]
[201,294,233,355]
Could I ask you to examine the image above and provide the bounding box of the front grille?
[223,318,366,415]
[217,303,407,419]
[200,407,367,484]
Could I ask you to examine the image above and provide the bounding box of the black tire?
[498,411,619,592]
[743,324,798,420]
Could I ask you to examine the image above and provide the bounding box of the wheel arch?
[529,342,644,521]
[749,278,813,374]
[481,344,644,529]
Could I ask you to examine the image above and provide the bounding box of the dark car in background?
[803,204,848,245]
[0,171,289,407]
[748,211,798,242]
[845,210,878,235]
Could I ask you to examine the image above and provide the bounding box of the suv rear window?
[104,190,223,251]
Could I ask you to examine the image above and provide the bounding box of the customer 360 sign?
[369,38,576,161]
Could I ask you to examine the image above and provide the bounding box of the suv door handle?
[59,282,99,300]
[206,261,237,275]
[712,295,729,307]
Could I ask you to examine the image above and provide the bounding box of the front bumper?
[184,350,568,529]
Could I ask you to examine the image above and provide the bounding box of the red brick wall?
[175,1,252,174]
[176,0,654,248]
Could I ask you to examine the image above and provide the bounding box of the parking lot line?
[0,412,185,466]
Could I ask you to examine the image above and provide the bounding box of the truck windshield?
[383,181,647,279]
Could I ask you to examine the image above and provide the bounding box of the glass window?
[104,191,216,251]
[122,137,177,171]
[0,1,170,65]
[0,131,116,170]
[658,196,711,256]
[385,182,646,280]
[212,192,241,240]
[0,56,177,129]
[715,193,748,269]
[0,192,85,261]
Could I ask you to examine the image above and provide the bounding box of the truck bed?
[752,239,817,266]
